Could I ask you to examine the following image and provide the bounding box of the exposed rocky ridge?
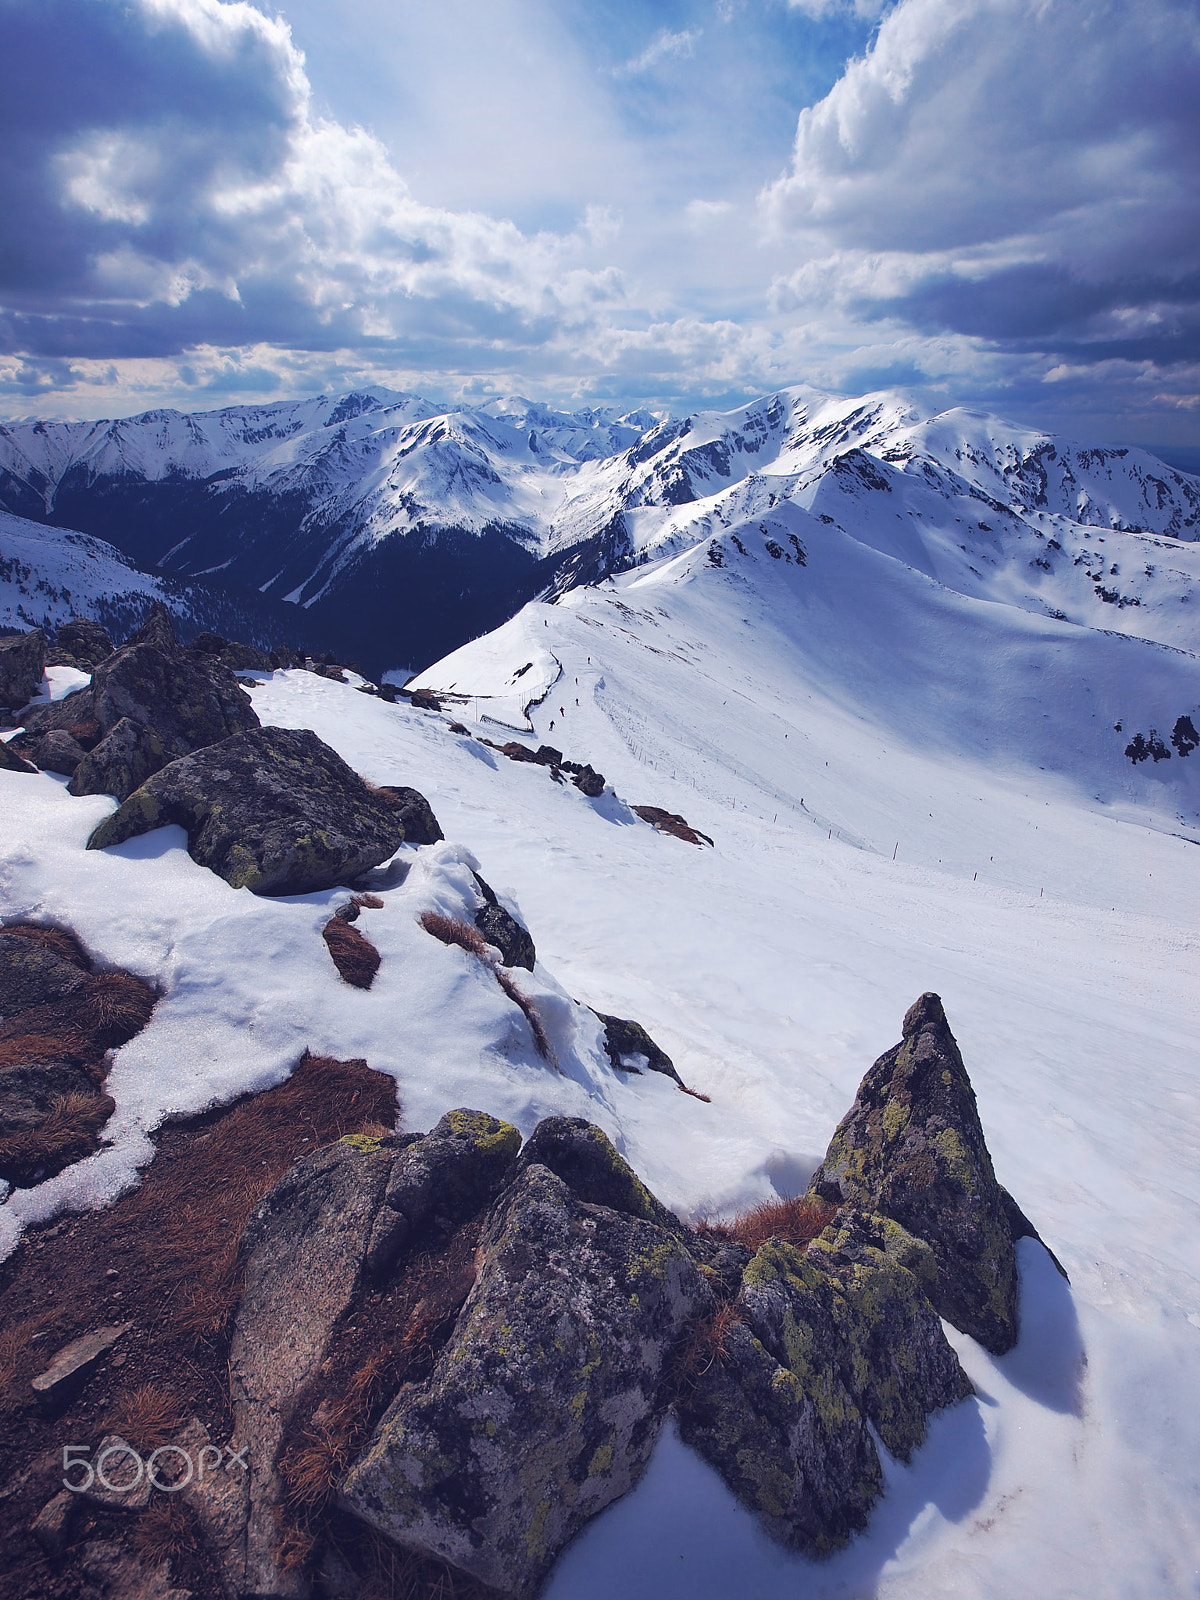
[0,994,1063,1600]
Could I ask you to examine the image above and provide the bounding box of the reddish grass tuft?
[419,911,489,959]
[104,1382,188,1453]
[80,969,157,1046]
[667,1299,745,1397]
[0,1091,115,1187]
[702,1193,837,1255]
[120,1052,399,1344]
[494,969,557,1068]
[1,922,90,969]
[322,917,382,989]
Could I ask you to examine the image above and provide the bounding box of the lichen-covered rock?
[366,1107,521,1274]
[512,1116,684,1236]
[343,1162,712,1599]
[676,1310,880,1556]
[472,873,535,970]
[808,992,1020,1353]
[67,717,171,801]
[31,729,87,776]
[782,1213,973,1460]
[0,930,89,1020]
[232,1136,394,1598]
[595,1012,681,1084]
[54,618,113,669]
[86,726,406,895]
[376,784,444,845]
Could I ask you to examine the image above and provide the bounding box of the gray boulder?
[86,726,406,895]
[0,628,45,710]
[0,739,37,773]
[512,1115,685,1235]
[31,729,87,776]
[68,716,171,801]
[343,1160,712,1599]
[54,618,113,669]
[366,1108,521,1274]
[21,601,258,761]
[472,873,535,970]
[375,784,444,846]
[808,992,1021,1353]
[596,1012,681,1084]
[231,1136,394,1598]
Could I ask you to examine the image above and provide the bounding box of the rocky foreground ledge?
[7,992,1060,1600]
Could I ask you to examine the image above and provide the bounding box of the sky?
[1,0,1198,447]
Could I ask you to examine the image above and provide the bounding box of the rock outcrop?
[375,784,444,846]
[53,618,114,669]
[18,602,258,790]
[596,1012,681,1084]
[67,716,171,802]
[86,725,406,895]
[343,1159,712,1599]
[808,991,1020,1353]
[231,1137,395,1597]
[472,872,535,970]
[0,628,45,710]
[366,1108,521,1274]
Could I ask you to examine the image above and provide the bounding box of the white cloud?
[616,29,701,77]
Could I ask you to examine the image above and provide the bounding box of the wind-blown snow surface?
[1,520,1199,1591]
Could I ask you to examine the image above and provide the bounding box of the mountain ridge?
[2,386,1198,675]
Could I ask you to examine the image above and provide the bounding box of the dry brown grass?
[419,911,489,959]
[0,1308,68,1412]
[0,971,156,1076]
[118,1052,399,1345]
[494,970,557,1068]
[702,1193,837,1255]
[322,917,382,989]
[80,970,157,1045]
[419,913,557,1068]
[2,922,90,968]
[129,1497,211,1577]
[104,1383,188,1453]
[667,1300,746,1397]
[0,1090,115,1186]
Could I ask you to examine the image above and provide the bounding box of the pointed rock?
[808,993,1020,1353]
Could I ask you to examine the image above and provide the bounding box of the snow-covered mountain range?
[2,388,1198,674]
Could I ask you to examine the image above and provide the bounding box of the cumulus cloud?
[0,0,626,370]
[762,0,1200,367]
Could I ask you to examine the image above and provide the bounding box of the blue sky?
[1,0,1198,446]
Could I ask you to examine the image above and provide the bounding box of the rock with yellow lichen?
[85,724,404,894]
[808,991,1026,1353]
[342,1157,712,1598]
[366,1108,523,1274]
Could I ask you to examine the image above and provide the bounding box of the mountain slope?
[0,508,314,651]
[2,388,1197,674]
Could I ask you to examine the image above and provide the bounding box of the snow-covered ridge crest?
[1,384,1197,672]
